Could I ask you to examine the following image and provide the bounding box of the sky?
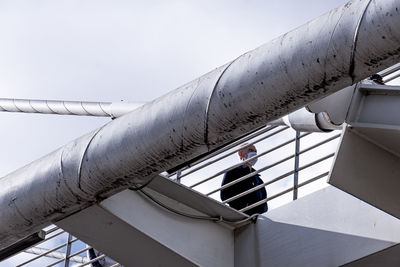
[0,0,349,177]
[0,0,350,265]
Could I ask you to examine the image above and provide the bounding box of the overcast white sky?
[1,0,354,265]
[0,0,349,177]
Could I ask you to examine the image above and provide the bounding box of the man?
[220,143,268,215]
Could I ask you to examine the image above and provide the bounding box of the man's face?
[239,145,257,161]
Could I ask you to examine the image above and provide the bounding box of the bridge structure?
[2,0,400,266]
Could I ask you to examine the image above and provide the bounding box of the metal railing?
[167,125,341,211]
[3,225,121,267]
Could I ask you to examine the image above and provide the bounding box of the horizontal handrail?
[190,131,311,189]
[212,151,334,197]
[240,171,329,212]
[21,229,67,258]
[168,125,280,178]
[18,237,78,266]
[222,154,335,203]
[176,126,290,181]
[204,133,339,195]
[46,246,91,266]
[75,254,107,267]
[44,226,60,235]
[206,135,337,197]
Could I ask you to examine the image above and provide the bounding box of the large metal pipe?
[1,0,400,249]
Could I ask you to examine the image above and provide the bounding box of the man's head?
[238,143,257,164]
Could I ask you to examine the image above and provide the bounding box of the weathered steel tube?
[1,0,400,249]
[0,98,143,118]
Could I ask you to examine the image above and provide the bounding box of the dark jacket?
[220,165,268,215]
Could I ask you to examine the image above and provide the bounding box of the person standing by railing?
[220,143,268,215]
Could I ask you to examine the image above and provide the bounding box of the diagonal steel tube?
[0,98,143,118]
[1,0,400,249]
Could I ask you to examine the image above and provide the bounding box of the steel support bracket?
[329,83,400,219]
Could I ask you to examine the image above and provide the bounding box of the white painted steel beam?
[329,83,400,219]
[59,181,400,266]
[1,0,400,249]
[235,186,400,267]
[56,176,239,267]
[343,244,400,266]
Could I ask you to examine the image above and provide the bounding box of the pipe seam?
[204,54,247,147]
[76,127,105,197]
[349,0,374,82]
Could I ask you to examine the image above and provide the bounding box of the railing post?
[176,169,182,183]
[293,130,301,200]
[64,233,73,267]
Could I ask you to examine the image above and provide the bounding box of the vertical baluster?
[293,130,301,200]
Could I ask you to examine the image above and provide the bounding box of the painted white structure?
[2,0,400,266]
[57,176,400,266]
